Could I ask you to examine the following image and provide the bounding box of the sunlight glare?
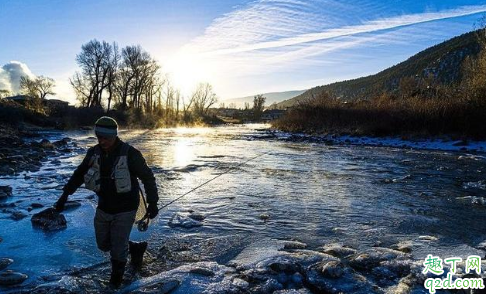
[166,49,214,97]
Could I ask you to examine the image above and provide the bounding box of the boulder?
[31,203,44,208]
[10,211,27,220]
[321,243,357,258]
[0,186,12,199]
[39,139,54,150]
[53,138,71,147]
[320,260,345,278]
[168,213,203,229]
[283,241,307,250]
[0,270,28,286]
[31,208,67,231]
[0,258,13,270]
[188,212,206,221]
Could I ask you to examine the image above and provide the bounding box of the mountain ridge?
[276,30,482,108]
[222,90,306,108]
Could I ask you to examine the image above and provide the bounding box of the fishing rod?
[136,150,271,231]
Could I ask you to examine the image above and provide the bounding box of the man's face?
[97,135,117,151]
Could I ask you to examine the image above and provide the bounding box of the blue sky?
[1,0,486,103]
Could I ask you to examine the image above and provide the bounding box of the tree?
[191,83,218,116]
[19,76,55,112]
[0,89,10,99]
[72,39,118,108]
[116,45,160,111]
[71,72,92,107]
[36,76,56,99]
[252,94,266,120]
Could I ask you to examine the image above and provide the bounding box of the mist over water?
[1,124,486,287]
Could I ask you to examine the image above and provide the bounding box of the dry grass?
[273,91,486,139]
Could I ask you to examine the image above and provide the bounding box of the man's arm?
[55,147,94,211]
[63,147,94,196]
[128,147,159,205]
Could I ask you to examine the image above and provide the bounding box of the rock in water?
[0,186,12,199]
[188,211,206,221]
[10,211,27,221]
[31,208,67,231]
[168,213,203,228]
[320,260,345,278]
[0,258,13,270]
[31,203,44,208]
[0,270,28,285]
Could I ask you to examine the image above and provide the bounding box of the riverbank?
[5,235,473,293]
[0,125,77,177]
[251,128,486,153]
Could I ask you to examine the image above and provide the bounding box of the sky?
[1,0,486,104]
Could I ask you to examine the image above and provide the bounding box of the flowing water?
[1,124,486,288]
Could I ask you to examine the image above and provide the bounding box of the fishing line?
[136,150,271,231]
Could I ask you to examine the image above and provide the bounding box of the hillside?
[222,90,306,108]
[277,30,482,108]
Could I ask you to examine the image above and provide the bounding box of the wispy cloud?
[173,0,485,97]
[200,4,486,55]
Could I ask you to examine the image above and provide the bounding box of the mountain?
[277,30,482,108]
[222,90,306,108]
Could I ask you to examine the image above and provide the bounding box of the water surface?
[1,124,485,287]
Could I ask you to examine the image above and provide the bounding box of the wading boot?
[109,259,126,288]
[129,241,147,269]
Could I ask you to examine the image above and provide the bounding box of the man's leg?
[129,240,148,269]
[94,208,112,252]
[108,210,136,287]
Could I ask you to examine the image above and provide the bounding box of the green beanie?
[94,116,118,137]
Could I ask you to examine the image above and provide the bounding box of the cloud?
[0,61,36,95]
[200,4,486,56]
[174,0,486,97]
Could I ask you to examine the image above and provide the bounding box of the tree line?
[70,39,218,125]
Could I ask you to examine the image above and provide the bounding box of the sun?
[165,50,212,97]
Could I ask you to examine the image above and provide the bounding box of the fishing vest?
[84,143,132,193]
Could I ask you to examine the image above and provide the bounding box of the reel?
[137,214,150,232]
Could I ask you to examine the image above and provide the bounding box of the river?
[1,124,486,291]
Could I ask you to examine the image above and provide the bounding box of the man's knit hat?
[94,116,118,138]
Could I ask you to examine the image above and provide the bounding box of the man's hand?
[54,193,68,212]
[147,203,158,219]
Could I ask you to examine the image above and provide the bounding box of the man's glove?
[54,193,68,212]
[147,203,158,219]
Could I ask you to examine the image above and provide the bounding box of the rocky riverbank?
[249,129,486,153]
[0,126,76,177]
[0,126,83,288]
[5,235,484,293]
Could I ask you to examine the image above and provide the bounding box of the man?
[54,116,159,288]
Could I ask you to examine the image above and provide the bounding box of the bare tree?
[191,83,218,116]
[36,76,56,99]
[70,72,92,107]
[117,45,160,111]
[20,76,55,112]
[106,42,120,111]
[72,39,117,108]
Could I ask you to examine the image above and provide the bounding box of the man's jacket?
[63,138,158,214]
